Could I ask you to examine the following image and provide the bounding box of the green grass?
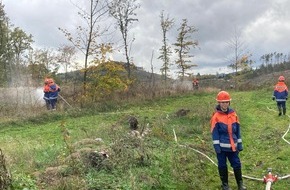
[1,89,290,189]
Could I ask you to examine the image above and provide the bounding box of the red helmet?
[278,76,285,81]
[216,91,231,102]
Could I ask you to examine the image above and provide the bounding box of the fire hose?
[263,168,278,190]
[58,94,73,108]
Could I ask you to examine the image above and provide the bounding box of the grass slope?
[1,89,290,189]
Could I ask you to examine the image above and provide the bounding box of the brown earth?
[199,70,290,90]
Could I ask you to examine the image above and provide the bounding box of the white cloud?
[2,0,290,75]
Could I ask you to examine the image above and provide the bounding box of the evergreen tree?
[173,19,198,81]
[158,11,174,83]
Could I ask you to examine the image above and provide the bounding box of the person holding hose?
[43,78,51,110]
[272,75,288,116]
[210,91,246,190]
[48,78,60,110]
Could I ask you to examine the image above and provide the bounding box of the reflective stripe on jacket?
[43,85,50,100]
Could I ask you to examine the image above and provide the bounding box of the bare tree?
[173,19,198,81]
[57,45,76,82]
[59,0,109,93]
[158,10,174,83]
[108,0,140,78]
[26,49,49,83]
[150,50,155,88]
[33,48,57,75]
[226,27,250,74]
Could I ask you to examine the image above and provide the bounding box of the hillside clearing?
[0,89,290,189]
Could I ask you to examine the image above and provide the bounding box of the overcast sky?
[2,0,290,76]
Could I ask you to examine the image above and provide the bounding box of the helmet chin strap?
[221,107,228,112]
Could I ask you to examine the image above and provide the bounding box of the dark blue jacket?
[210,105,243,153]
[273,81,288,102]
[49,83,60,100]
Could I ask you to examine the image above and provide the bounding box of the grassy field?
[1,88,290,189]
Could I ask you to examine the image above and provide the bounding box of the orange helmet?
[278,76,285,81]
[216,91,231,102]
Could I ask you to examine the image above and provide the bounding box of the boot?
[278,107,282,116]
[218,168,232,190]
[45,101,51,110]
[283,108,286,115]
[234,168,247,190]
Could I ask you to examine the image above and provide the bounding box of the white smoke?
[172,80,192,90]
[0,87,45,105]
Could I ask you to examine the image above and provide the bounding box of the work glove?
[272,97,275,101]
[286,97,288,100]
[237,143,243,152]
[214,145,221,154]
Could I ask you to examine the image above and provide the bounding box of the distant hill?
[57,63,164,84]
[57,60,290,91]
[197,69,290,90]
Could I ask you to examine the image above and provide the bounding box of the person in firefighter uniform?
[43,78,51,110]
[48,78,60,110]
[43,78,60,110]
[272,75,288,116]
[210,91,246,190]
[192,78,199,90]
